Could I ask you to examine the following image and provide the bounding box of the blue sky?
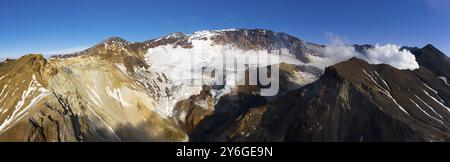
[0,0,449,57]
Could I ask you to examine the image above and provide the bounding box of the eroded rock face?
[185,64,322,142]
[0,47,188,142]
[219,58,450,142]
[172,86,215,134]
[211,29,325,63]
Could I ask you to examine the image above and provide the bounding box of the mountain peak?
[164,32,186,39]
[20,54,46,62]
[101,36,129,45]
[423,44,436,50]
[222,28,276,35]
[324,57,392,83]
[90,36,132,51]
[421,44,447,57]
[327,57,369,73]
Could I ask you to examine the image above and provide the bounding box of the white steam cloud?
[318,33,419,70]
[323,44,358,64]
[365,44,419,70]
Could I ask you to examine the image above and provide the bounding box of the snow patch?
[409,98,444,125]
[86,85,103,107]
[415,95,444,119]
[438,76,449,86]
[0,74,49,132]
[423,83,439,95]
[165,32,185,39]
[105,87,132,108]
[374,79,409,115]
[374,71,391,91]
[423,90,450,113]
[178,110,187,123]
[194,100,209,109]
[362,69,378,85]
[115,63,128,75]
[0,84,10,103]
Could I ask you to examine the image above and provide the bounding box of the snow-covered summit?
[164,32,187,39]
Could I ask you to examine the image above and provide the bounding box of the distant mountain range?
[0,29,449,142]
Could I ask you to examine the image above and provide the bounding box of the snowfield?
[144,30,308,117]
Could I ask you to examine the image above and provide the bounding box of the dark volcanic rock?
[205,58,450,142]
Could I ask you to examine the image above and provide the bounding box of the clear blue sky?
[0,0,449,57]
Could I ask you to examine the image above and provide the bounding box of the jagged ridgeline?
[0,29,449,142]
